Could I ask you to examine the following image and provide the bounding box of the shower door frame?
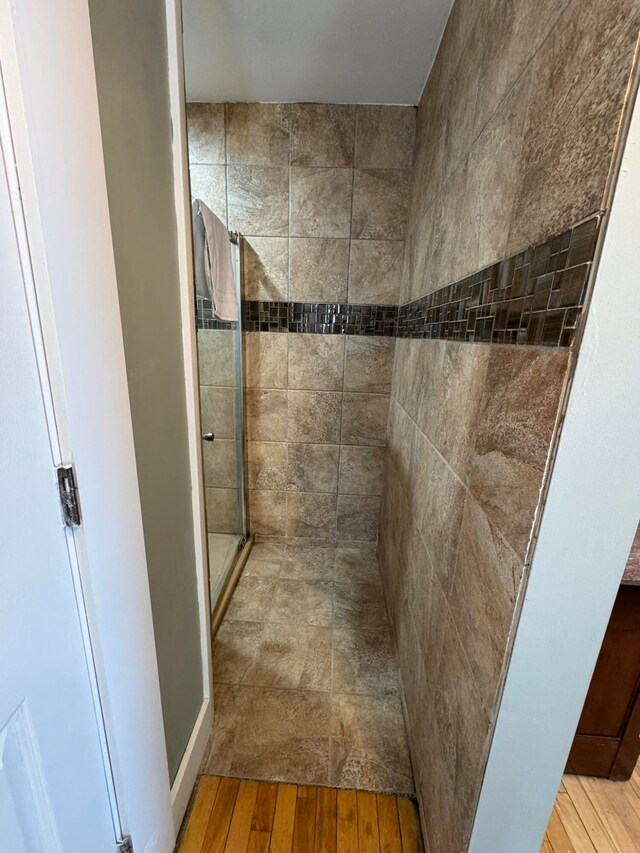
[229,230,249,545]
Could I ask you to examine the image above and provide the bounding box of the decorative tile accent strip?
[196,296,239,330]
[397,217,600,347]
[197,217,600,347]
[243,301,398,336]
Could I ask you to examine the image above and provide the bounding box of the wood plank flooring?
[543,762,640,851]
[178,777,423,853]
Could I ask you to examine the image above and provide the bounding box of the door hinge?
[56,464,81,527]
[116,836,133,853]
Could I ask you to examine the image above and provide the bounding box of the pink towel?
[193,199,239,322]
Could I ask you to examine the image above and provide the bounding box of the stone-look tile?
[338,446,386,497]
[286,493,338,540]
[225,103,290,166]
[198,330,236,387]
[289,238,350,302]
[351,169,410,240]
[354,106,416,169]
[205,487,239,534]
[290,167,353,238]
[329,694,414,794]
[473,0,568,137]
[207,684,330,785]
[280,543,335,581]
[214,620,332,692]
[268,580,334,626]
[332,626,399,697]
[334,548,381,585]
[433,614,492,851]
[244,331,288,389]
[247,489,287,536]
[242,541,284,578]
[225,576,276,621]
[246,441,288,491]
[347,240,404,305]
[186,103,225,164]
[290,104,355,167]
[203,439,238,489]
[337,495,382,542]
[334,582,388,629]
[287,444,340,494]
[508,0,640,253]
[462,67,533,273]
[344,338,395,394]
[200,385,235,439]
[189,164,227,225]
[227,166,289,236]
[242,236,289,300]
[449,494,523,714]
[414,340,491,483]
[341,393,390,447]
[469,347,569,558]
[288,391,342,444]
[288,334,345,391]
[424,157,469,295]
[410,424,467,596]
[245,389,288,442]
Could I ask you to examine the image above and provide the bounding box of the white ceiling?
[183,0,453,105]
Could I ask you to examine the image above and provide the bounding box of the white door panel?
[0,134,116,850]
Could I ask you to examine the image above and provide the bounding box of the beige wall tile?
[469,347,569,558]
[287,444,340,493]
[197,330,236,386]
[288,390,342,444]
[351,169,410,240]
[290,104,355,167]
[203,439,238,489]
[337,495,382,541]
[248,489,287,536]
[247,441,288,490]
[205,487,240,533]
[227,166,289,236]
[225,103,290,166]
[341,393,390,447]
[189,164,227,225]
[354,106,416,169]
[244,331,288,389]
[288,334,345,391]
[286,493,338,539]
[289,238,349,302]
[186,103,225,164]
[338,446,386,496]
[348,240,403,305]
[290,167,353,238]
[245,388,288,442]
[200,385,235,438]
[449,493,523,713]
[242,236,289,300]
[344,337,395,394]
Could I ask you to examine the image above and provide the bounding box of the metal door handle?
[202,432,214,441]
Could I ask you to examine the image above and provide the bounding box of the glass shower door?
[196,232,247,611]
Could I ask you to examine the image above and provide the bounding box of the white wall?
[88,0,203,781]
[469,81,640,852]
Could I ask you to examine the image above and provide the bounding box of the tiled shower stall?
[187,0,640,844]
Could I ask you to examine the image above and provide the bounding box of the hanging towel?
[192,199,239,321]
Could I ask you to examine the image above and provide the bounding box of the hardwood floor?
[178,776,423,853]
[543,762,640,851]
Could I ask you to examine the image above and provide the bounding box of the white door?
[0,136,117,849]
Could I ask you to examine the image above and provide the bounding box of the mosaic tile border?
[397,217,600,347]
[197,217,600,347]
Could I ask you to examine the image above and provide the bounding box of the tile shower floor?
[200,541,414,794]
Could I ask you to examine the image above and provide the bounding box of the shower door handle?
[202,432,215,441]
